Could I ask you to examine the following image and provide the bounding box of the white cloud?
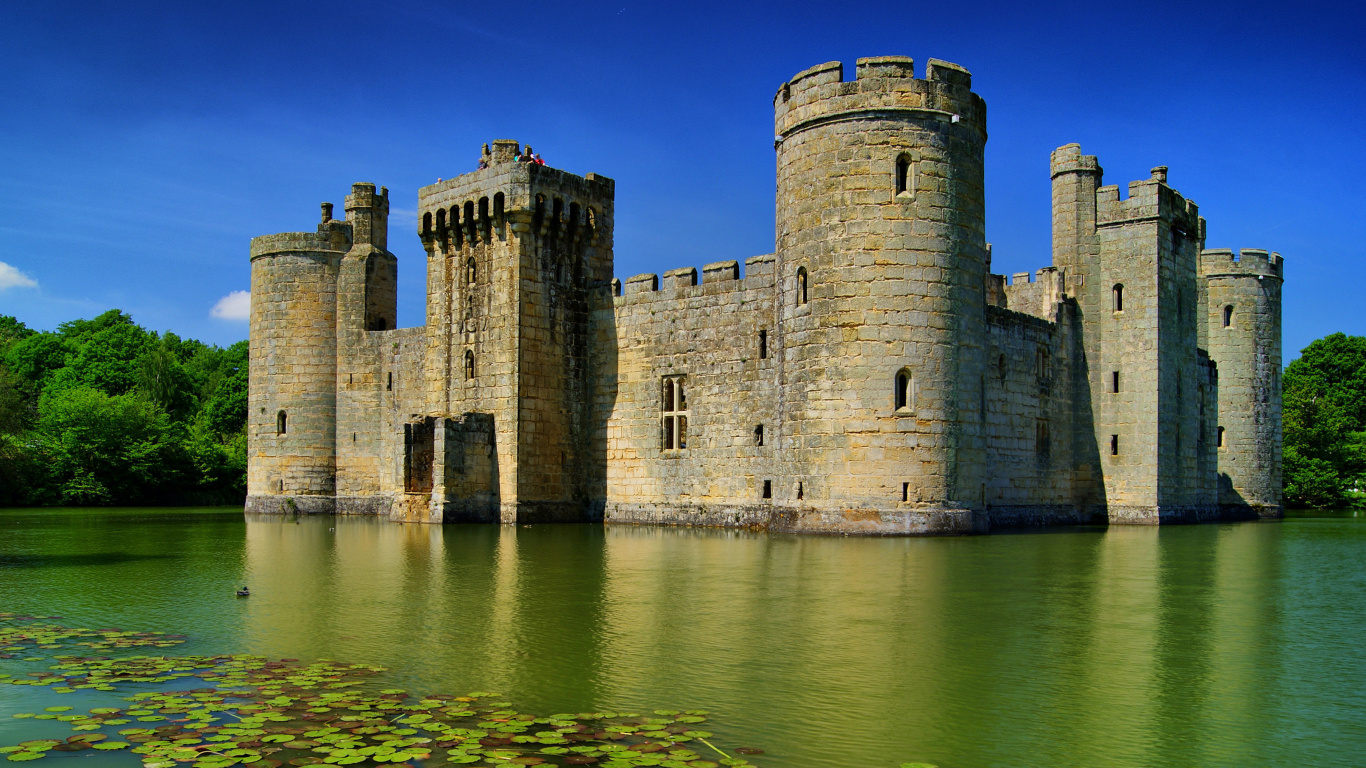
[211,290,251,321]
[0,261,38,290]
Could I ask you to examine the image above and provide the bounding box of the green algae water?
[2,509,1365,768]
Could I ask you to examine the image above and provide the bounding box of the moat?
[2,509,1363,767]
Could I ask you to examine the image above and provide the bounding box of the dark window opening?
[901,482,910,502]
[1110,434,1120,456]
[755,424,764,446]
[276,410,287,435]
[404,419,435,494]
[1217,426,1225,447]
[1037,348,1050,380]
[796,267,809,305]
[797,481,804,500]
[895,155,911,195]
[467,258,477,285]
[759,330,768,359]
[762,480,772,499]
[895,370,911,410]
[1111,370,1120,393]
[1113,284,1124,312]
[1036,419,1051,455]
[422,212,433,237]
[464,350,475,381]
[387,372,392,391]
[370,317,388,331]
[1223,305,1234,328]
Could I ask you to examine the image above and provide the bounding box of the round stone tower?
[245,211,350,514]
[772,56,988,532]
[1200,248,1284,517]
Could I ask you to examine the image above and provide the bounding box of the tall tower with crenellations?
[1200,248,1284,517]
[772,56,989,532]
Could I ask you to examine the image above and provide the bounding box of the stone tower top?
[1199,248,1284,280]
[773,56,985,144]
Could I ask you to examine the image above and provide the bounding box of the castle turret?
[246,215,350,513]
[772,56,988,532]
[1200,248,1284,517]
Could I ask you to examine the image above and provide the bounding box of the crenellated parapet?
[773,56,985,144]
[1199,248,1284,280]
[1096,166,1201,236]
[612,255,775,304]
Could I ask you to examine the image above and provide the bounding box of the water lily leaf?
[94,742,132,750]
[6,753,44,762]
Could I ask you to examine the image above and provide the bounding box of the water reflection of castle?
[246,56,1282,535]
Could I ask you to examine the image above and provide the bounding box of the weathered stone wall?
[593,255,778,520]
[772,57,988,530]
[1201,248,1283,516]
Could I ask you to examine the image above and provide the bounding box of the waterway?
[1,508,1364,767]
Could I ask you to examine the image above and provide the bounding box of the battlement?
[416,146,615,251]
[773,56,984,141]
[249,225,351,260]
[1096,165,1200,232]
[613,255,775,303]
[1199,248,1284,279]
[1050,143,1102,178]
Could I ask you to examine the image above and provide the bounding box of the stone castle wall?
[244,56,1284,534]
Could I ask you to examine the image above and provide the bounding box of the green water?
[1,509,1364,768]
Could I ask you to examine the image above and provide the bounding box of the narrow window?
[276,410,287,435]
[467,258,477,285]
[661,376,688,451]
[422,212,433,237]
[998,353,1007,382]
[1113,284,1124,312]
[895,155,911,196]
[762,480,772,499]
[1110,434,1120,456]
[1217,426,1225,447]
[759,330,768,359]
[387,372,393,391]
[1036,419,1050,455]
[895,370,910,410]
[901,482,909,502]
[1037,348,1050,380]
[796,267,808,305]
[1223,305,1234,328]
[755,424,764,446]
[1111,370,1120,393]
[349,373,353,385]
[797,482,804,500]
[464,350,475,380]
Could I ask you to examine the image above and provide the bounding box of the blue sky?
[0,0,1361,360]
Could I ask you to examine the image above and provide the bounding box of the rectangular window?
[762,480,772,499]
[759,330,768,359]
[661,375,688,451]
[1037,348,1051,380]
[901,482,909,502]
[1036,419,1050,455]
[1217,426,1225,448]
[755,424,764,446]
[1110,434,1120,456]
[1111,370,1120,393]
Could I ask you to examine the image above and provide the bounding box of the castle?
[246,56,1283,534]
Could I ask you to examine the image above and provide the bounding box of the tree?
[1282,333,1366,508]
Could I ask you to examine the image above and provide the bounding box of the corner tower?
[246,212,350,513]
[772,57,988,532]
[1200,248,1283,517]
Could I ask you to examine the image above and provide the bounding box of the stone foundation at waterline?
[245,57,1284,534]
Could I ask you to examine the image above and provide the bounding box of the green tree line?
[1283,333,1366,508]
[0,311,247,506]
